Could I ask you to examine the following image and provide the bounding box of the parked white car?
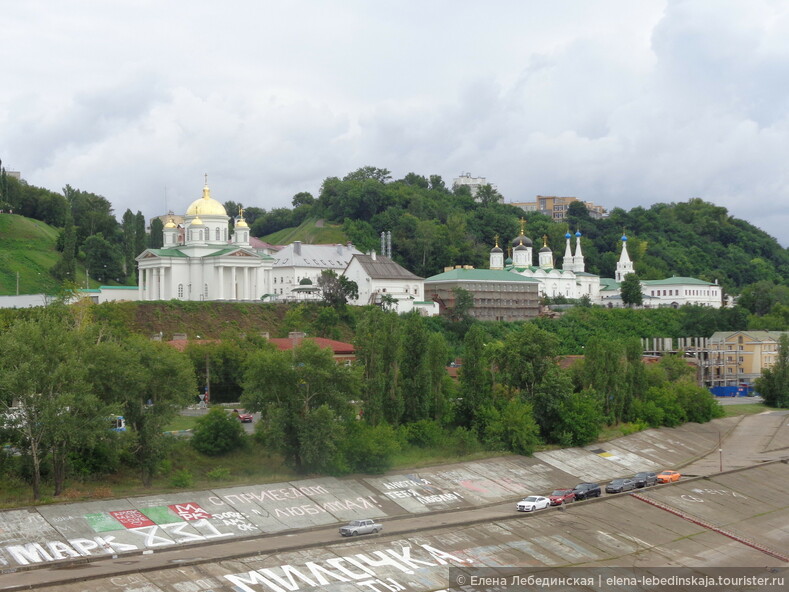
[339,519,383,537]
[516,496,551,512]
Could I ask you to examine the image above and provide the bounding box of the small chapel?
[136,180,274,301]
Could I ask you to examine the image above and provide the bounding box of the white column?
[232,267,237,300]
[244,267,250,300]
[218,267,224,300]
[139,268,145,301]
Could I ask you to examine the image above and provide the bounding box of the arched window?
[178,284,184,298]
[204,284,209,298]
[216,228,220,241]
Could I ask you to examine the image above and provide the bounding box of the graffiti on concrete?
[224,544,471,592]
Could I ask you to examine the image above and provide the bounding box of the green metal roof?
[145,248,188,258]
[99,285,138,290]
[641,276,716,286]
[425,268,539,283]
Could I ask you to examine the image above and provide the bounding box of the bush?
[190,407,245,456]
[171,469,194,488]
[206,467,231,481]
[404,420,444,448]
[343,422,400,474]
[451,427,480,456]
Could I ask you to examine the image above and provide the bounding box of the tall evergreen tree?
[121,209,137,279]
[134,212,147,280]
[457,324,493,427]
[51,206,77,281]
[354,308,401,425]
[398,312,431,423]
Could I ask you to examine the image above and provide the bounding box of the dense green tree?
[447,287,474,322]
[426,332,451,420]
[121,209,139,277]
[190,406,245,455]
[755,334,789,407]
[317,270,358,308]
[149,218,164,250]
[82,233,124,283]
[0,310,110,499]
[88,334,196,486]
[341,421,400,473]
[551,391,604,446]
[241,340,359,470]
[457,324,493,428]
[185,340,248,403]
[354,308,401,425]
[476,184,503,206]
[620,273,643,307]
[51,206,77,281]
[399,312,431,423]
[498,323,560,399]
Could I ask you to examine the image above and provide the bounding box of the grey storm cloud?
[1,0,788,246]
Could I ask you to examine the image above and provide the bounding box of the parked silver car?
[605,478,636,493]
[339,519,383,537]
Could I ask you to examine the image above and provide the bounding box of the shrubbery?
[190,407,246,456]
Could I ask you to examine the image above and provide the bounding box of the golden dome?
[191,216,205,226]
[164,218,177,228]
[186,184,227,217]
[236,218,248,228]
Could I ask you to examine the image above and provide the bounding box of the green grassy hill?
[0,214,65,296]
[261,217,347,245]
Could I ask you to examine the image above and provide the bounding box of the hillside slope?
[261,217,347,245]
[0,214,64,295]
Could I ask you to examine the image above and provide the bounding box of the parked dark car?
[605,478,636,494]
[572,482,601,500]
[548,488,576,505]
[632,472,658,488]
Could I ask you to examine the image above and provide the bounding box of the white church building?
[490,222,601,302]
[490,222,722,308]
[136,182,274,301]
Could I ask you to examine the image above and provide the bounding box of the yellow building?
[509,196,607,220]
[705,331,788,388]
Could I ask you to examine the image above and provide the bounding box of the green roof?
[425,268,539,283]
[641,276,716,286]
[99,285,138,290]
[204,248,273,259]
[145,248,188,258]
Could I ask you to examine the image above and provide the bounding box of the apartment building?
[509,196,607,220]
[642,331,788,389]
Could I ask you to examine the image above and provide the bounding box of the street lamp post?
[718,431,723,473]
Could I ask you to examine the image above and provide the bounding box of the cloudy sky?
[3,1,789,246]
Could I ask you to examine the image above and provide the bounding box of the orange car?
[657,470,681,483]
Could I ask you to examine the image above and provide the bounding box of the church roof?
[203,247,266,258]
[273,242,361,269]
[425,268,539,283]
[141,248,188,258]
[641,276,717,286]
[186,184,227,217]
[350,254,422,280]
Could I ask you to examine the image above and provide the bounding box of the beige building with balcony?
[704,331,787,388]
[509,195,607,220]
[643,331,788,389]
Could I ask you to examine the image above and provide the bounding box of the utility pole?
[205,352,210,405]
[718,431,723,473]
